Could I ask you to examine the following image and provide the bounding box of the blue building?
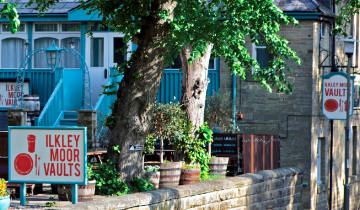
[0,1,220,130]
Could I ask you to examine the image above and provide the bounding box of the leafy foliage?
[0,1,20,33]
[0,178,8,197]
[129,177,154,193]
[90,160,128,196]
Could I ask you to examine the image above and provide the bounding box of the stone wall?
[63,167,303,210]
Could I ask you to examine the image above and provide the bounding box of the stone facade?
[216,13,360,210]
[63,167,303,210]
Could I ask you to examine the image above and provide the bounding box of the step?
[59,119,78,126]
[63,111,78,120]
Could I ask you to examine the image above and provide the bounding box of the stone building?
[217,0,360,209]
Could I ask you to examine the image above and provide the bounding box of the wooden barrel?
[145,171,160,189]
[23,95,40,112]
[209,157,229,176]
[180,168,200,185]
[78,180,96,201]
[159,162,181,188]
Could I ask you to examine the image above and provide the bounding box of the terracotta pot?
[159,162,181,188]
[209,157,229,176]
[180,168,200,185]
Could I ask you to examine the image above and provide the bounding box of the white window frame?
[34,22,59,33]
[32,22,80,69]
[0,24,27,68]
[61,22,81,33]
[1,23,26,34]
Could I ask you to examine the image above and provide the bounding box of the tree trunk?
[180,44,213,129]
[108,1,176,182]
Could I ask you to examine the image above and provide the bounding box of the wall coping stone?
[62,167,302,210]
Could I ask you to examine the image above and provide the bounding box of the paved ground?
[8,184,106,209]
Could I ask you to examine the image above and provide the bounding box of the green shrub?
[129,177,154,193]
[90,160,128,196]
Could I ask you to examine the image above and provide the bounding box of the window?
[35,23,57,32]
[320,22,326,38]
[353,126,358,175]
[2,23,25,32]
[90,38,104,67]
[252,44,273,69]
[62,23,80,32]
[1,38,25,68]
[113,37,126,65]
[61,37,80,68]
[87,22,108,31]
[317,137,326,185]
[34,38,59,68]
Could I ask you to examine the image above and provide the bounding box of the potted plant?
[57,164,96,202]
[144,165,160,189]
[0,179,10,210]
[209,156,229,177]
[180,163,201,185]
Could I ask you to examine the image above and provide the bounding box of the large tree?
[6,0,358,182]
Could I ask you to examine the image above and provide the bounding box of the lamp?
[70,39,75,49]
[342,38,356,55]
[45,41,60,69]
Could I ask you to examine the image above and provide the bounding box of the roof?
[0,0,80,14]
[274,0,334,17]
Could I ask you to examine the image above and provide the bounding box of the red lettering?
[62,135,65,147]
[74,149,80,162]
[74,135,80,147]
[60,149,66,161]
[68,135,72,147]
[50,149,58,161]
[55,135,61,147]
[74,163,80,176]
[44,163,50,175]
[66,149,73,161]
[64,163,69,176]
[50,163,55,176]
[68,163,73,176]
[56,163,63,176]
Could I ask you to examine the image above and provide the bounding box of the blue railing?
[35,79,64,126]
[157,69,219,103]
[0,69,55,106]
[95,68,123,139]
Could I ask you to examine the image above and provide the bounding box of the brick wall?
[64,167,303,210]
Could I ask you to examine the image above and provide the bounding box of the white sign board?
[9,127,87,184]
[322,72,354,120]
[0,81,29,107]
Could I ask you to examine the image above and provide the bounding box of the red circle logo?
[14,153,33,175]
[324,99,338,112]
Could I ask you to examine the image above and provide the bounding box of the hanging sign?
[8,127,87,184]
[0,81,29,108]
[322,72,355,120]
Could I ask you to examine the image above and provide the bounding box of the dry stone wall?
[63,167,303,210]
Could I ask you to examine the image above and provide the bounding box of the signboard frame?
[0,79,30,110]
[322,72,355,120]
[8,126,87,185]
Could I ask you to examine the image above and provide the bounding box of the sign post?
[322,72,355,120]
[8,126,87,205]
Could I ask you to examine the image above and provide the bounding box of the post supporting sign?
[322,72,355,120]
[8,126,87,205]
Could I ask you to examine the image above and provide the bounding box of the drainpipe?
[232,74,236,132]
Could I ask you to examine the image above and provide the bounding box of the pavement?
[8,184,106,209]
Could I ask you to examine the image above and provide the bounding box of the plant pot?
[209,157,229,177]
[159,162,182,188]
[57,180,96,202]
[145,171,160,189]
[0,195,10,210]
[180,168,200,185]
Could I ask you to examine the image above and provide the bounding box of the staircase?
[59,111,78,126]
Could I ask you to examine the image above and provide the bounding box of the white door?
[86,32,130,106]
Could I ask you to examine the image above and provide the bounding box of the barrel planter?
[57,180,96,202]
[180,167,200,185]
[145,171,160,189]
[209,157,229,176]
[159,162,181,188]
[23,95,40,112]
